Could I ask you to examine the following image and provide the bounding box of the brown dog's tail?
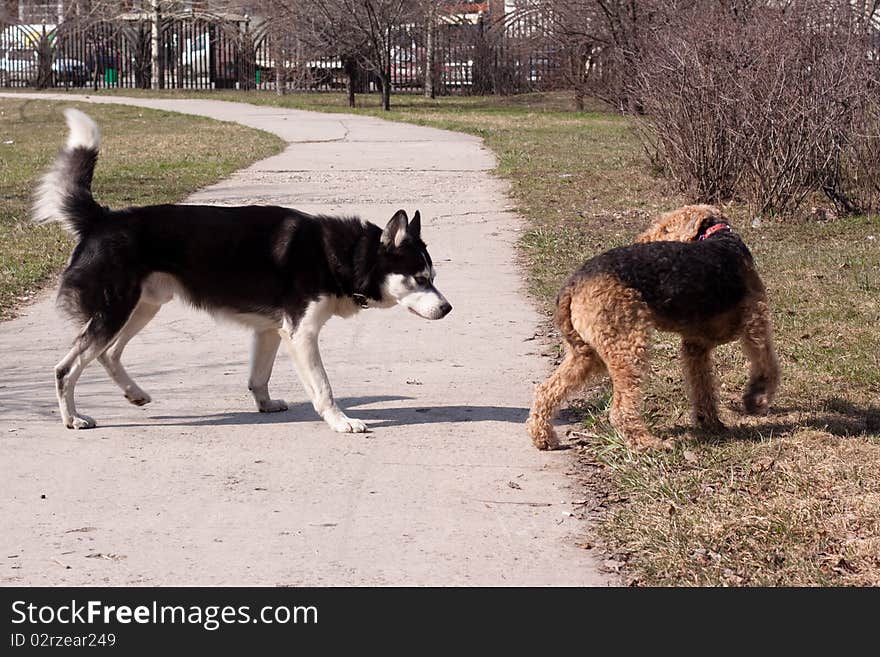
[554,283,593,356]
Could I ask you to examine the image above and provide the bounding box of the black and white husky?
[35,109,452,433]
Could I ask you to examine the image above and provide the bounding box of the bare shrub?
[632,17,748,203]
[632,1,879,218]
[824,61,880,214]
[829,105,880,213]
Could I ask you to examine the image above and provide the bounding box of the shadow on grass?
[559,392,880,445]
[663,397,880,442]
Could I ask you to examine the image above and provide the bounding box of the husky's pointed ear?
[409,211,421,239]
[381,209,409,247]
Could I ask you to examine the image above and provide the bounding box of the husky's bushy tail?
[33,108,104,238]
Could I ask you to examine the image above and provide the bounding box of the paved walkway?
[0,93,610,585]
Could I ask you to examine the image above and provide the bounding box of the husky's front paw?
[65,413,96,430]
[324,409,368,433]
[124,388,152,406]
[258,399,288,413]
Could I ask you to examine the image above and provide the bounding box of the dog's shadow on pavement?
[345,398,530,428]
[109,395,530,429]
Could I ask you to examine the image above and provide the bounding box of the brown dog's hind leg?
[740,300,780,415]
[603,345,660,450]
[681,339,725,433]
[573,280,662,450]
[527,345,604,450]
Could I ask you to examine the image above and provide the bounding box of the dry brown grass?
[580,425,880,586]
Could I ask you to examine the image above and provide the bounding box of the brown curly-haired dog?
[526,205,780,451]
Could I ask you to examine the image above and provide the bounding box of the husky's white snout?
[403,286,452,320]
[380,273,452,320]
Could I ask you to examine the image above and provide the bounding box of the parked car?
[52,56,88,86]
[390,46,424,89]
[0,48,87,87]
[0,48,37,86]
[442,58,473,88]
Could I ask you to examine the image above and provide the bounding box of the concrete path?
[0,93,611,586]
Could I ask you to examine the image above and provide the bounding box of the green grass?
[8,88,880,585]
[0,98,283,318]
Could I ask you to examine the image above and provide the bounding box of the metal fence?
[0,11,561,94]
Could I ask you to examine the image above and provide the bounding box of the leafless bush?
[824,73,880,214]
[632,1,880,218]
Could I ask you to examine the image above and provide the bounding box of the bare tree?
[53,1,152,90]
[150,0,161,88]
[255,0,357,104]
[4,1,121,89]
[423,0,441,99]
[419,0,458,99]
[249,1,300,95]
[537,0,596,109]
[538,0,666,111]
[278,0,421,110]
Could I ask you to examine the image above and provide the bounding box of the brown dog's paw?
[526,418,560,451]
[695,414,726,433]
[742,392,771,416]
[531,433,561,451]
[626,433,669,452]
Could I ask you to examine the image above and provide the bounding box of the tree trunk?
[424,15,435,99]
[380,35,392,111]
[36,33,53,89]
[344,55,356,108]
[380,73,391,111]
[150,0,161,90]
[572,52,585,111]
[275,48,287,96]
[275,37,285,96]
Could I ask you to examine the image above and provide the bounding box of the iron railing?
[0,11,560,94]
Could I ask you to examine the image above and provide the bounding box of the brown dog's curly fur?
[527,205,780,451]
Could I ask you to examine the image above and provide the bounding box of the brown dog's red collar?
[699,223,731,240]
